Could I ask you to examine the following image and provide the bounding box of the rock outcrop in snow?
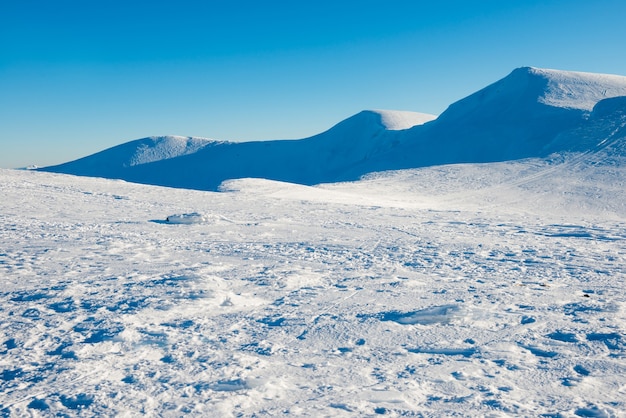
[40,67,626,190]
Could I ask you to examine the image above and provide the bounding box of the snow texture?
[3,148,626,416]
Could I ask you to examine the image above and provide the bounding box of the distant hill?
[40,67,626,191]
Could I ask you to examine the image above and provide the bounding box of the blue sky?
[1,0,626,168]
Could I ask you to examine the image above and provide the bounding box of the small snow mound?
[372,110,437,130]
[165,212,208,224]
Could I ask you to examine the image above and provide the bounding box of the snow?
[40,136,218,181]
[373,109,436,130]
[165,212,210,224]
[128,136,215,166]
[365,67,626,175]
[3,67,626,416]
[2,144,626,415]
[41,110,432,190]
[530,67,626,110]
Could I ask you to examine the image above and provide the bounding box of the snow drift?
[40,67,626,190]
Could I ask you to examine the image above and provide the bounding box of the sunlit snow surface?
[2,153,626,416]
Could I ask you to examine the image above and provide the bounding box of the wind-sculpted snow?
[2,155,626,415]
[127,136,215,166]
[40,67,626,190]
[544,95,626,155]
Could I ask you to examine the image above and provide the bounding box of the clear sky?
[1,0,626,168]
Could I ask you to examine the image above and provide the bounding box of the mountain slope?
[42,110,435,190]
[544,95,626,156]
[40,67,626,190]
[368,67,626,170]
[44,136,217,179]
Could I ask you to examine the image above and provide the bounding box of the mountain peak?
[509,66,626,110]
[435,66,626,127]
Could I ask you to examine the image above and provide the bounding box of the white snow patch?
[165,212,209,224]
[373,109,437,130]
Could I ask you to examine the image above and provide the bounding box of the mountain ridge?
[40,67,626,191]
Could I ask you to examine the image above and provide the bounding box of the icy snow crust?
[2,150,626,415]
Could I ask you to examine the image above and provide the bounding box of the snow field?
[1,160,625,416]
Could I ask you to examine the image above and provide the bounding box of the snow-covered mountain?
[358,67,626,174]
[41,110,436,190]
[40,67,626,190]
[5,67,626,417]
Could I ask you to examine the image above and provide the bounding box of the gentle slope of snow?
[42,135,217,179]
